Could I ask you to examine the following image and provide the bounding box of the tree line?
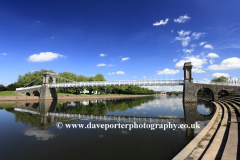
[3,70,156,95]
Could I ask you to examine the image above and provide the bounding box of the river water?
[0,95,215,160]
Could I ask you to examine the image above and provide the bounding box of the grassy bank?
[0,103,16,108]
[0,91,21,96]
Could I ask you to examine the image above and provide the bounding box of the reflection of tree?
[5,108,76,129]
[55,97,155,115]
[4,97,156,129]
[5,108,42,127]
[56,102,108,115]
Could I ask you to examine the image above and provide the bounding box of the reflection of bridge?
[11,99,213,129]
[15,62,240,102]
[14,102,181,124]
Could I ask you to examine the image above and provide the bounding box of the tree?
[17,69,54,87]
[6,82,21,91]
[0,84,7,91]
[211,76,228,83]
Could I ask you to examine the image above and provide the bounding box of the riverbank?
[0,94,154,101]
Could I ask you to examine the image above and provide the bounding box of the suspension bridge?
[15,62,240,102]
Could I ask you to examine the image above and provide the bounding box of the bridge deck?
[49,80,184,88]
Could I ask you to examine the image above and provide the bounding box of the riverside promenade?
[173,96,240,160]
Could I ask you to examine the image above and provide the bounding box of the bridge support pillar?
[40,72,58,100]
[183,62,197,103]
[40,85,57,100]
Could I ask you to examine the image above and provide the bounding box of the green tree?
[211,76,228,83]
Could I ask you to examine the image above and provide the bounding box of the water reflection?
[24,128,55,140]
[1,96,215,159]
[4,97,214,137]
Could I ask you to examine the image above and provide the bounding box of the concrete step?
[185,102,222,160]
[221,102,238,160]
[201,102,229,160]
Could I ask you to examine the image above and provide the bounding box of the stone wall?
[16,87,41,97]
[184,82,240,102]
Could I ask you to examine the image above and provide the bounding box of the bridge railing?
[48,112,180,124]
[49,80,185,88]
[16,85,42,91]
[195,82,240,86]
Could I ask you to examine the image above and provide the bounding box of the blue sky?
[0,0,240,91]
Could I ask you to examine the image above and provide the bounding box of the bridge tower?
[183,62,197,102]
[40,72,57,100]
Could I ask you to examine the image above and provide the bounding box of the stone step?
[185,102,222,160]
[201,102,229,160]
[221,102,238,160]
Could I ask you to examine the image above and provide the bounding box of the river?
[0,95,215,160]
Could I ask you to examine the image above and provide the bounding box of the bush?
[0,86,7,91]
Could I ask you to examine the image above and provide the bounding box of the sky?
[0,0,240,91]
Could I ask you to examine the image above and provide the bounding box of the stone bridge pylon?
[40,72,58,100]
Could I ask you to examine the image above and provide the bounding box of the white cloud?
[171,29,174,33]
[212,73,230,78]
[122,57,130,61]
[143,76,146,79]
[108,64,114,66]
[178,30,191,37]
[107,72,115,75]
[201,52,204,56]
[175,55,207,69]
[133,76,137,78]
[194,78,210,84]
[205,27,212,30]
[2,53,7,56]
[177,49,181,52]
[173,59,178,62]
[200,42,207,46]
[204,44,213,49]
[157,68,180,75]
[208,57,240,70]
[192,68,205,73]
[100,53,106,57]
[183,48,194,54]
[24,128,55,141]
[206,53,219,58]
[174,14,191,23]
[192,32,205,40]
[116,71,125,75]
[28,52,65,62]
[218,44,240,49]
[191,44,196,48]
[175,30,191,47]
[96,63,106,67]
[210,60,214,64]
[153,18,169,26]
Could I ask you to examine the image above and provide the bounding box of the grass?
[57,93,148,96]
[0,91,21,96]
[0,103,16,108]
